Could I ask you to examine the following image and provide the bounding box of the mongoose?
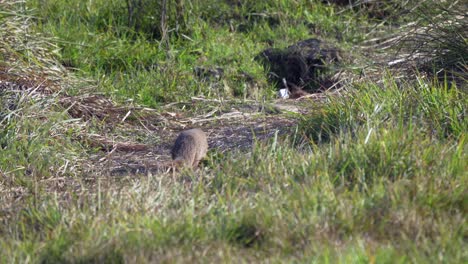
[171,128,208,168]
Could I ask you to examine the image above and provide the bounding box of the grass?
[26,0,368,106]
[1,78,465,262]
[1,0,467,263]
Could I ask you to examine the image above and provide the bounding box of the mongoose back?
[171,128,208,168]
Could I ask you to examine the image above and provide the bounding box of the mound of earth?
[256,38,341,93]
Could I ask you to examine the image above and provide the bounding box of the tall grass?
[301,77,467,142]
[0,1,84,187]
[1,78,466,262]
[393,0,467,86]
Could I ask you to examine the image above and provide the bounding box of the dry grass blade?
[390,1,467,85]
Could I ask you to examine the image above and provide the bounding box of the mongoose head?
[171,128,208,168]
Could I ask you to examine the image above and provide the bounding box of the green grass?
[301,77,467,142]
[1,79,466,262]
[26,0,368,106]
[1,0,467,263]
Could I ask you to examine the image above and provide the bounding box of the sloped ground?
[0,3,334,208]
[1,40,340,225]
[0,65,318,205]
[1,1,466,262]
[103,111,300,175]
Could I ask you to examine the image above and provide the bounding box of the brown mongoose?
[171,128,208,168]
